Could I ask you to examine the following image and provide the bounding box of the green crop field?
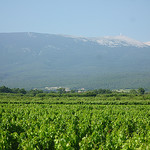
[1,94,150,149]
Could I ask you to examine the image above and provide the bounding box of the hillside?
[0,32,150,89]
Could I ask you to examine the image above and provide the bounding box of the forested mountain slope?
[0,32,150,89]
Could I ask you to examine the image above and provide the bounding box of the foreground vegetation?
[1,103,150,149]
[1,88,150,149]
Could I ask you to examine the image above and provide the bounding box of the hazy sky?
[0,0,150,41]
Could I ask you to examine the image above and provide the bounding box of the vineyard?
[1,94,150,149]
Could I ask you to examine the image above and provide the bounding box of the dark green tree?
[12,88,20,93]
[0,86,12,93]
[57,88,66,94]
[138,88,145,95]
[19,88,27,94]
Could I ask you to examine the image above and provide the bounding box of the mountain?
[0,32,150,90]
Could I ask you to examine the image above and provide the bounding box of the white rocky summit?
[63,34,149,48]
[91,35,148,48]
[144,41,150,46]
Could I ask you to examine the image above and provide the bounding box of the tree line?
[0,86,145,97]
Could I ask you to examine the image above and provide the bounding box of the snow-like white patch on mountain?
[90,35,148,48]
[62,34,148,48]
[144,41,150,46]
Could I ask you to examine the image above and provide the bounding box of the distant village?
[44,86,85,93]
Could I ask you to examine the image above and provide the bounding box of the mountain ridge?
[0,32,149,48]
[47,33,149,48]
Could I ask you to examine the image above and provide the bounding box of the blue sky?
[0,0,150,41]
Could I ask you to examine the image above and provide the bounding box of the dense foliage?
[0,90,150,149]
[0,86,27,94]
[1,102,150,149]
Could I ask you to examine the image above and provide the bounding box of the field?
[1,93,150,149]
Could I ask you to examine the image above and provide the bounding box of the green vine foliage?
[1,102,150,149]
